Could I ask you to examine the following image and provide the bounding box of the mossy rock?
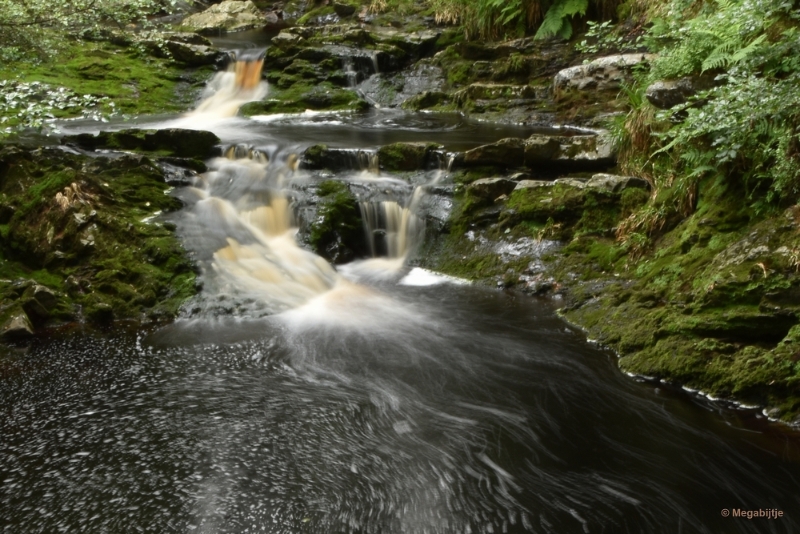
[0,146,197,333]
[377,142,441,171]
[62,128,220,159]
[308,180,367,263]
[239,85,369,114]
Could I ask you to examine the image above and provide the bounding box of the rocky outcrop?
[524,133,617,170]
[181,0,265,34]
[62,129,220,159]
[461,133,617,172]
[554,54,655,93]
[645,75,715,109]
[464,138,525,168]
[467,178,517,202]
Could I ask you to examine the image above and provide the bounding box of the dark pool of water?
[2,283,799,534]
[53,108,587,154]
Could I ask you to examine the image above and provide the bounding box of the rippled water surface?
[2,283,800,533]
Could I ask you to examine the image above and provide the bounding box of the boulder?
[645,75,715,109]
[164,41,224,66]
[524,133,616,171]
[554,54,655,93]
[20,285,58,323]
[468,178,517,201]
[464,138,525,168]
[181,0,265,34]
[0,311,34,340]
[585,173,651,193]
[272,30,304,48]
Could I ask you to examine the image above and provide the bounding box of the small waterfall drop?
[359,194,423,260]
[188,51,269,119]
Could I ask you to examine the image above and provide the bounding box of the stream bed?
[2,58,800,534]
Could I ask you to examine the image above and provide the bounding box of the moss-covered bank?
[0,146,197,338]
[420,172,800,424]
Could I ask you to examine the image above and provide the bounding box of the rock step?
[462,132,617,172]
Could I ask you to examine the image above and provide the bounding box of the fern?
[702,34,767,71]
[534,0,589,40]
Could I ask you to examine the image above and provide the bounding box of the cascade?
[189,50,269,119]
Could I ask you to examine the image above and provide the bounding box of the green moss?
[377,142,440,171]
[0,147,196,328]
[0,39,201,122]
[239,83,369,115]
[308,180,365,263]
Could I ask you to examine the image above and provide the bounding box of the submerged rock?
[181,0,266,34]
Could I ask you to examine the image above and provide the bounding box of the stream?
[2,44,800,534]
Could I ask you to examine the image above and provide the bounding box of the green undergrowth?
[0,146,197,330]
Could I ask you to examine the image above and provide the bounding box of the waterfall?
[188,51,269,119]
[359,187,424,260]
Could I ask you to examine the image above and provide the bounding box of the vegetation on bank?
[0,147,197,335]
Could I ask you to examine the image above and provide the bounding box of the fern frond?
[534,0,588,40]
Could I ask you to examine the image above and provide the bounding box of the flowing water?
[2,52,800,534]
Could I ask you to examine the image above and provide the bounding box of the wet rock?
[20,284,58,323]
[514,180,552,191]
[554,54,655,93]
[645,75,715,109]
[62,129,220,159]
[401,90,448,111]
[301,145,374,171]
[308,180,366,264]
[524,133,616,171]
[372,29,440,59]
[360,62,446,108]
[333,1,357,17]
[272,30,304,47]
[456,83,544,102]
[164,41,225,66]
[468,178,517,202]
[377,142,440,171]
[464,138,525,168]
[181,0,266,34]
[0,311,34,340]
[87,302,114,324]
[586,173,651,193]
